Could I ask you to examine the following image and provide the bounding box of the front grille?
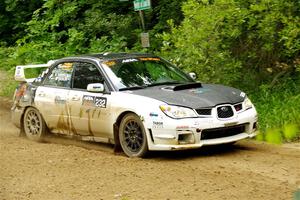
[195,108,211,116]
[217,106,234,118]
[201,124,247,140]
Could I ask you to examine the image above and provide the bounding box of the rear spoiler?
[14,60,55,82]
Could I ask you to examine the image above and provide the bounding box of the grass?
[0,69,18,98]
[249,76,300,143]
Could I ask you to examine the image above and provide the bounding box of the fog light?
[253,122,257,130]
[178,133,195,144]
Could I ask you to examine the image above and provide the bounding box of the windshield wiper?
[119,86,146,91]
[118,81,189,91]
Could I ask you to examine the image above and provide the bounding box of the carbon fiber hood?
[131,83,245,108]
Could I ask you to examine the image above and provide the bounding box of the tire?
[119,113,148,157]
[23,107,47,142]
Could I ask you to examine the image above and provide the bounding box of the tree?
[0,0,43,46]
[160,0,300,87]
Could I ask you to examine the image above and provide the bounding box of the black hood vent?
[173,82,202,91]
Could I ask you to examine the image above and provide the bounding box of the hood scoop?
[163,82,202,91]
[161,86,175,91]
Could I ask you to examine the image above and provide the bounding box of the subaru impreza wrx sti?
[11,53,258,157]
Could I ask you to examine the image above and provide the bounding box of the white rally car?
[11,53,258,157]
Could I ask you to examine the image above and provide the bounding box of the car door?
[35,62,74,135]
[68,62,112,137]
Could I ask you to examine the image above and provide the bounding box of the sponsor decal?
[15,83,27,98]
[224,122,238,127]
[82,95,107,108]
[153,121,163,129]
[122,58,138,63]
[12,83,28,109]
[104,61,116,67]
[60,63,73,71]
[149,112,159,117]
[15,68,22,77]
[139,57,160,61]
[176,125,189,129]
[56,73,70,81]
[93,85,102,89]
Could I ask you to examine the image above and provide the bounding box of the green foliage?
[24,67,48,79]
[0,0,43,46]
[250,76,300,130]
[159,0,247,84]
[160,0,300,87]
[0,0,186,66]
[256,124,300,144]
[283,124,299,141]
[0,70,17,98]
[0,0,136,67]
[250,75,300,142]
[264,128,283,145]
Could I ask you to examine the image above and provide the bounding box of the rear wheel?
[119,113,148,157]
[23,107,47,142]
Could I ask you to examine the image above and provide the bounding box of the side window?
[43,63,74,88]
[72,62,104,90]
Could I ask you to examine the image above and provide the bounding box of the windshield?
[102,57,194,90]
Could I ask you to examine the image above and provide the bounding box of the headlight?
[243,96,253,110]
[159,104,197,119]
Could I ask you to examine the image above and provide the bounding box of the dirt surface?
[0,96,300,200]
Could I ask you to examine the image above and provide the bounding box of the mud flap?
[113,123,122,153]
[19,123,26,137]
[18,111,26,137]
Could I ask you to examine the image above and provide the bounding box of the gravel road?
[0,97,299,200]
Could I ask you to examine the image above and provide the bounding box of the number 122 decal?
[82,95,107,108]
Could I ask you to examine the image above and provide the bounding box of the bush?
[250,75,300,142]
[159,0,300,88]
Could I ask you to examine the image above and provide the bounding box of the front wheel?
[23,107,47,142]
[119,113,148,157]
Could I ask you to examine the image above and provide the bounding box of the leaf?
[283,124,299,141]
[265,128,283,144]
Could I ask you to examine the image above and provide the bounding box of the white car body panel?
[68,89,112,137]
[35,86,70,134]
[11,54,258,154]
[34,88,257,151]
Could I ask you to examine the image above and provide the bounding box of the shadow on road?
[42,134,115,154]
[145,142,257,160]
[39,132,258,159]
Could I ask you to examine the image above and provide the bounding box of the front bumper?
[146,107,258,151]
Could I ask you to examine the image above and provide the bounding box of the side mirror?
[87,83,104,93]
[189,72,197,80]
